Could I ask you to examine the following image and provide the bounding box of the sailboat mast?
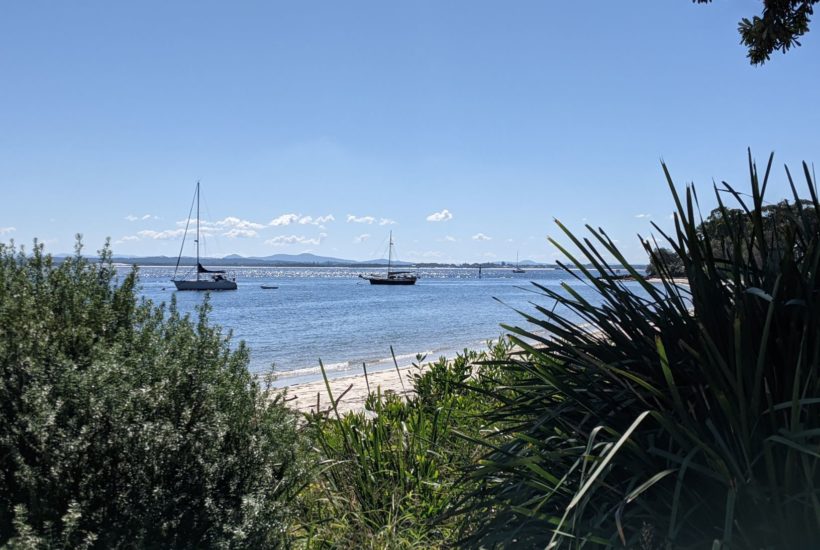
[388,231,393,275]
[196,181,200,282]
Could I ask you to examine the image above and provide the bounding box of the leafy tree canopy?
[646,246,686,278]
[696,0,817,64]
[699,197,819,262]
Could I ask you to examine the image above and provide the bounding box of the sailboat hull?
[173,279,238,291]
[361,232,416,285]
[365,276,416,285]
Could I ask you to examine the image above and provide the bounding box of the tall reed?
[461,152,820,548]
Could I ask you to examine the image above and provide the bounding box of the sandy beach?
[281,365,419,415]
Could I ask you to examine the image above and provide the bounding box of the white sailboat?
[172,182,237,291]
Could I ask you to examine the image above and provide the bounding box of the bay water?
[130,266,640,385]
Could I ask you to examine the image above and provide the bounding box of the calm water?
[129,266,640,385]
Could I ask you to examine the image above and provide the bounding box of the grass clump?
[0,239,306,548]
[298,341,512,548]
[462,152,820,548]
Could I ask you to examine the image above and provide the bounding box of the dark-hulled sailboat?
[172,181,237,291]
[359,231,417,285]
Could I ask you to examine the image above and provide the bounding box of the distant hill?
[355,258,413,266]
[249,252,356,264]
[108,252,414,268]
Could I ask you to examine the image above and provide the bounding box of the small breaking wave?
[271,349,435,384]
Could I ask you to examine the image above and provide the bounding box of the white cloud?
[125,215,139,221]
[346,214,393,225]
[354,233,370,243]
[126,214,157,221]
[223,229,258,238]
[269,213,300,226]
[176,217,265,231]
[138,229,187,240]
[214,216,265,230]
[635,213,652,219]
[270,213,334,227]
[0,227,16,235]
[265,235,321,246]
[472,233,492,241]
[347,214,376,224]
[426,209,453,222]
[441,235,457,242]
[297,214,335,226]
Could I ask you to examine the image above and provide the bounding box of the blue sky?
[1,1,818,264]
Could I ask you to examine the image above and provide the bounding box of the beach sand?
[281,365,418,415]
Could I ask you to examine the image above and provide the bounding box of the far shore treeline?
[2,153,818,547]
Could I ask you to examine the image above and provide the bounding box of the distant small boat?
[359,231,417,285]
[172,181,237,291]
[512,252,526,274]
[260,285,279,289]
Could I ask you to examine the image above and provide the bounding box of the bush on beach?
[0,239,306,548]
[460,152,820,548]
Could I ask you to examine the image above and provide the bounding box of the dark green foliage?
[463,152,820,547]
[645,247,686,278]
[699,198,820,264]
[695,0,817,64]
[0,239,306,548]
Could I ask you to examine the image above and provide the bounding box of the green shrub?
[299,342,512,548]
[0,239,306,548]
[463,153,820,548]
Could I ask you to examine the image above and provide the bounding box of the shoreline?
[267,336,499,389]
[281,363,420,415]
